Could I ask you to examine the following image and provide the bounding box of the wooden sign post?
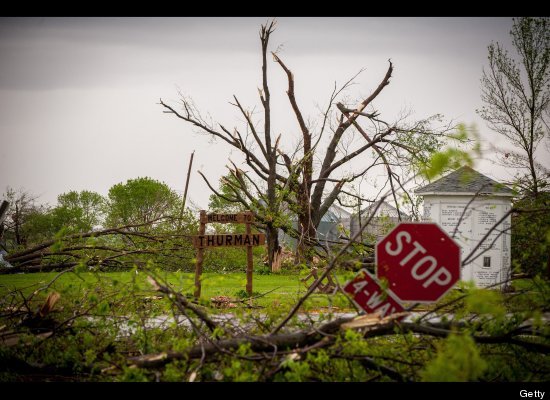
[192,210,265,298]
[194,210,207,298]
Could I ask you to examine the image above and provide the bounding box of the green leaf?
[420,333,487,381]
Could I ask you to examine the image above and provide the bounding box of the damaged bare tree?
[160,19,465,267]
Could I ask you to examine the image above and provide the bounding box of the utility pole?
[0,201,9,225]
[179,151,195,228]
[0,200,9,246]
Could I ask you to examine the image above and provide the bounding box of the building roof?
[415,166,515,196]
[330,204,353,219]
[320,208,339,223]
[355,200,410,219]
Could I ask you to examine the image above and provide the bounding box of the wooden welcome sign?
[192,210,265,298]
[193,234,265,248]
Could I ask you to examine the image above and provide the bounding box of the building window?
[483,256,491,268]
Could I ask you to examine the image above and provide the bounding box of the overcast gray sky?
[1,17,544,209]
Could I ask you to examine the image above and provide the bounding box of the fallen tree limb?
[128,315,354,368]
[128,315,550,370]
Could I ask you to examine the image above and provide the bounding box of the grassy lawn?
[1,270,537,318]
[0,270,355,313]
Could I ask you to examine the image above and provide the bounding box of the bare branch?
[231,96,269,161]
[147,276,218,333]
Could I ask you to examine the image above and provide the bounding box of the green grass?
[0,270,354,313]
[4,270,534,318]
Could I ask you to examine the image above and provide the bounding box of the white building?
[415,166,514,288]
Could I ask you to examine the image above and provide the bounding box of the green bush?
[512,192,550,278]
[202,246,264,273]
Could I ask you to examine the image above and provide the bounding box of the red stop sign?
[376,222,460,303]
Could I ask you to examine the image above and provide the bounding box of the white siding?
[421,195,512,288]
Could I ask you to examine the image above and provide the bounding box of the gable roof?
[320,208,339,223]
[415,166,515,196]
[330,204,353,219]
[355,200,410,219]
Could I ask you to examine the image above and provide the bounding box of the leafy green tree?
[478,17,550,196]
[105,177,181,230]
[50,190,105,234]
[7,190,105,248]
[103,178,198,272]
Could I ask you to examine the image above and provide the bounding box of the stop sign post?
[376,222,461,303]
